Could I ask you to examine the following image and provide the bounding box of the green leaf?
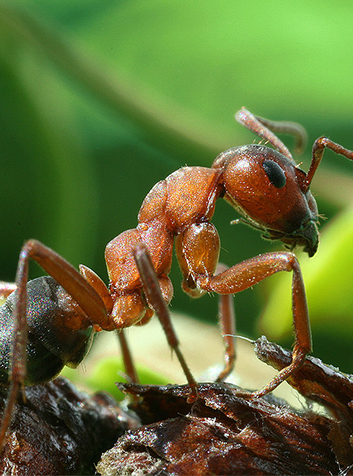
[62,356,169,401]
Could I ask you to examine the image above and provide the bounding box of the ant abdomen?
[0,276,94,386]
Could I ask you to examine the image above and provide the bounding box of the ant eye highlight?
[262,160,286,188]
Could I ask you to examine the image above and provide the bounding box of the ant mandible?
[1,107,353,449]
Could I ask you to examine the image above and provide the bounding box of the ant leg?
[0,255,29,450]
[0,239,111,450]
[133,243,198,399]
[235,107,308,159]
[117,330,140,385]
[214,265,236,382]
[304,137,353,191]
[216,294,236,382]
[198,251,312,397]
[175,223,237,382]
[79,264,141,387]
[19,240,110,329]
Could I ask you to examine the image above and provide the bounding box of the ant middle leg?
[133,242,198,399]
[134,244,238,388]
[117,330,140,385]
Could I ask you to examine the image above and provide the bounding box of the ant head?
[213,144,319,257]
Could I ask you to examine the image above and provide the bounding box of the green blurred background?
[1,1,353,377]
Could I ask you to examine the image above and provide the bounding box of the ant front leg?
[175,222,237,382]
[176,223,311,397]
[199,252,311,397]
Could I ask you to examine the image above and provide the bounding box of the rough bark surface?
[0,377,138,475]
[1,338,353,475]
[97,382,341,475]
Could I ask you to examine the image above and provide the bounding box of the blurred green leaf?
[0,27,99,276]
[77,0,353,130]
[62,356,170,401]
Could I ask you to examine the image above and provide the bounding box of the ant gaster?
[1,108,353,448]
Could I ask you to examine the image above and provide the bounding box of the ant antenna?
[235,107,308,159]
[223,334,255,345]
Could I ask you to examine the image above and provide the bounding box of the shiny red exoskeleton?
[1,108,353,449]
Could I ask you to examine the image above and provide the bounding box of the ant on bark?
[1,107,353,449]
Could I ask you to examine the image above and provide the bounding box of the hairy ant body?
[1,108,353,449]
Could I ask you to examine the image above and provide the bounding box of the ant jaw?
[300,224,319,257]
[293,220,319,257]
[266,220,319,258]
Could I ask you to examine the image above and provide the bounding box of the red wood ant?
[1,108,353,449]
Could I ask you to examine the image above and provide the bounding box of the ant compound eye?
[262,160,286,188]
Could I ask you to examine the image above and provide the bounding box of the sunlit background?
[1,1,353,393]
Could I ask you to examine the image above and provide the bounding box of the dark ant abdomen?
[0,277,94,386]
